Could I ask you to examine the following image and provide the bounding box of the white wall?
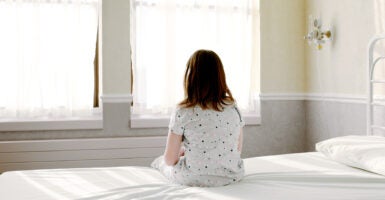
[260,0,306,94]
[306,0,385,96]
[102,0,131,95]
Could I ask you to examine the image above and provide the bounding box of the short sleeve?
[168,108,187,135]
[234,105,245,127]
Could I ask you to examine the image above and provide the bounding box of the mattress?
[1,152,385,200]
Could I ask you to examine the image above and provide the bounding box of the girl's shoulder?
[222,103,244,124]
[172,105,195,119]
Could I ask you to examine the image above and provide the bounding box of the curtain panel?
[0,0,99,119]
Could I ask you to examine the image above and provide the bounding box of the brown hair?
[179,49,234,111]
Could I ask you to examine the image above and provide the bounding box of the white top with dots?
[152,104,245,187]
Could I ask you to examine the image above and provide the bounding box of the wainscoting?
[305,97,385,151]
[0,136,166,173]
[305,100,366,151]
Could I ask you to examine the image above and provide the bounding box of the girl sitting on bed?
[151,49,245,187]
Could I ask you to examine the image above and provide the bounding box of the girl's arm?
[238,128,243,153]
[164,132,183,166]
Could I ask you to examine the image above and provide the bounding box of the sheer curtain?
[131,0,260,116]
[0,0,99,119]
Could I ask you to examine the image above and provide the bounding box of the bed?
[1,36,385,199]
[0,152,384,200]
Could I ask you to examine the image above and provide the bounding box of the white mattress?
[1,152,385,200]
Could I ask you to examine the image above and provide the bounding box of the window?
[130,0,260,123]
[0,0,99,120]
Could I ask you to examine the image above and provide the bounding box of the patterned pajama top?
[152,104,245,187]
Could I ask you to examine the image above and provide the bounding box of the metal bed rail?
[367,35,385,135]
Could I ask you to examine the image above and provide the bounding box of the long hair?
[179,49,234,111]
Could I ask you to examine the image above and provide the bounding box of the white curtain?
[0,0,99,119]
[131,0,260,116]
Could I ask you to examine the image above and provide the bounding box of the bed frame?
[367,35,385,135]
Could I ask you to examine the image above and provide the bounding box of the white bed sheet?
[1,152,385,200]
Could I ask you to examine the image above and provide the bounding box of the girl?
[151,49,245,187]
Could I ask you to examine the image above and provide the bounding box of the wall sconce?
[304,16,332,50]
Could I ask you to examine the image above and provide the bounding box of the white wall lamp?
[304,16,332,50]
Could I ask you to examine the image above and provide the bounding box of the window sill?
[130,114,261,128]
[0,116,103,132]
[243,114,262,125]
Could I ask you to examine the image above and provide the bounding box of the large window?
[130,0,260,118]
[0,0,99,120]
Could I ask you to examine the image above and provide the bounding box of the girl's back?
[169,104,244,186]
[153,104,244,187]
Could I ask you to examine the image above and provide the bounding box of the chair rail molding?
[101,94,133,103]
[259,93,379,104]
